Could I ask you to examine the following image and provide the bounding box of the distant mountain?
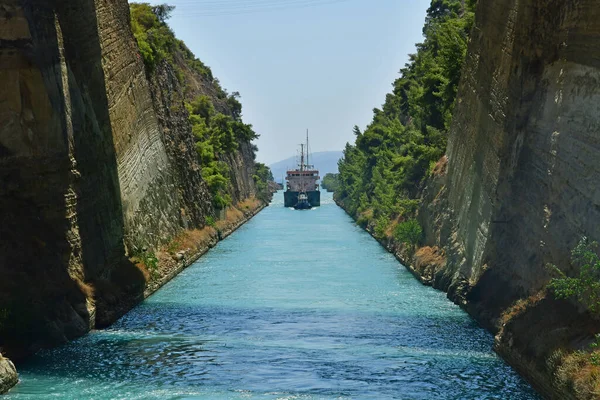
[270,151,343,183]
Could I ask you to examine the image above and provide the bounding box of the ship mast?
[306,129,309,170]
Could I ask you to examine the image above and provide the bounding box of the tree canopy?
[336,0,475,236]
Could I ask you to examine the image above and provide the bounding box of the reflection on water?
[8,192,539,399]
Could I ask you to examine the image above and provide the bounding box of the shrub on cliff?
[130,3,176,72]
[186,96,238,209]
[201,161,232,210]
[130,3,218,85]
[548,237,600,312]
[394,219,423,253]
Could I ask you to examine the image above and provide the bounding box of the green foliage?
[187,95,215,122]
[176,41,214,80]
[588,334,600,365]
[394,219,423,251]
[201,160,232,209]
[548,237,600,312]
[130,3,177,72]
[321,173,340,192]
[186,94,258,209]
[227,91,243,120]
[374,216,390,239]
[205,216,216,227]
[130,2,221,88]
[253,162,274,202]
[336,0,474,226]
[141,251,159,279]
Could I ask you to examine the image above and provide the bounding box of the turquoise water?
[8,192,539,399]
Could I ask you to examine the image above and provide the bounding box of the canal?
[7,192,539,399]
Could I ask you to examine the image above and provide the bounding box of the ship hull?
[284,191,320,207]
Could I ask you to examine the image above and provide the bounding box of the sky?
[146,0,431,164]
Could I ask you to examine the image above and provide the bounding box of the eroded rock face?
[420,0,600,396]
[146,61,213,231]
[0,355,18,394]
[0,0,259,354]
[438,0,599,318]
[0,0,139,351]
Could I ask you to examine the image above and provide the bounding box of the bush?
[374,216,390,239]
[141,251,159,279]
[394,219,423,252]
[130,3,176,72]
[253,162,274,202]
[548,237,600,312]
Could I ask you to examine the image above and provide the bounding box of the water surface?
[8,192,539,399]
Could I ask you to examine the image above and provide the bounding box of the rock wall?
[418,0,600,397]
[146,60,213,233]
[0,1,262,391]
[0,0,142,355]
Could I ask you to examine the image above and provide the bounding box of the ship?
[284,131,321,209]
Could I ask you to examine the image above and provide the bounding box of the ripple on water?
[8,192,539,399]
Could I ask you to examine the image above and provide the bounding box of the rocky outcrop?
[415,0,600,398]
[0,355,17,394]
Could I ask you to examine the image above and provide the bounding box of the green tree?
[336,0,475,228]
[253,163,274,202]
[548,238,600,312]
[321,173,340,192]
[394,219,423,253]
[130,3,176,72]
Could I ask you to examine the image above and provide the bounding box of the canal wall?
[143,199,267,299]
[0,0,268,392]
[338,0,600,398]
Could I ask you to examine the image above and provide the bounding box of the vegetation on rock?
[130,3,268,211]
[130,3,213,81]
[186,93,260,209]
[548,238,600,313]
[253,163,274,202]
[394,219,423,254]
[335,0,475,236]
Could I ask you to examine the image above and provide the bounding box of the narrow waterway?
[8,192,538,399]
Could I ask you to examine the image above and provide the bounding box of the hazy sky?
[146,0,430,164]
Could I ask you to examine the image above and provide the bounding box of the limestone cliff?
[0,0,146,355]
[0,0,265,391]
[417,0,600,398]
